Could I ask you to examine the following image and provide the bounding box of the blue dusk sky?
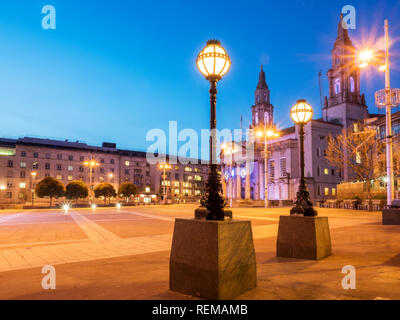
[0,0,400,158]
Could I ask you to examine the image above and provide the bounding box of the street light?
[255,125,279,208]
[159,164,171,204]
[220,141,237,208]
[30,171,37,206]
[196,39,231,221]
[289,99,317,216]
[357,20,400,206]
[84,159,99,204]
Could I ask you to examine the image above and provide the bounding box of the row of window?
[19,152,118,164]
[268,158,287,178]
[317,167,336,177]
[161,181,202,188]
[317,186,336,197]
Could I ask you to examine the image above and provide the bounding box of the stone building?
[221,15,372,203]
[0,137,207,206]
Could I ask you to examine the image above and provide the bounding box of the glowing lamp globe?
[290,99,313,124]
[196,40,231,81]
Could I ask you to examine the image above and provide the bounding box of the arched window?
[350,77,355,92]
[255,112,259,124]
[264,112,269,124]
[334,79,341,94]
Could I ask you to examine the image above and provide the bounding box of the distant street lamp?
[159,164,171,204]
[196,39,231,221]
[30,171,37,206]
[256,126,279,208]
[84,159,99,204]
[358,20,400,206]
[289,99,317,216]
[221,142,237,208]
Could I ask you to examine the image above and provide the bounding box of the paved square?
[0,204,399,300]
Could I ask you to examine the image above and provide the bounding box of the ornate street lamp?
[358,20,400,206]
[159,163,171,204]
[196,39,231,220]
[84,159,99,204]
[255,126,279,208]
[31,171,37,206]
[290,99,317,216]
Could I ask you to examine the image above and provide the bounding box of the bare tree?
[325,122,384,202]
[376,136,400,183]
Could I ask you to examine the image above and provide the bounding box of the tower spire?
[257,65,268,89]
[335,14,352,46]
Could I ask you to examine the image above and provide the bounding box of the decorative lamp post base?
[194,207,232,220]
[169,218,257,299]
[290,185,318,217]
[277,215,332,260]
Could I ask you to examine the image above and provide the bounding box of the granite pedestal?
[382,208,400,225]
[277,215,332,260]
[169,218,256,300]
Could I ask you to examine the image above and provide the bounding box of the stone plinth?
[169,219,256,300]
[277,215,332,260]
[382,209,400,225]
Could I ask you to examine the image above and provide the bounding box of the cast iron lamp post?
[84,159,99,204]
[159,163,171,204]
[255,126,279,208]
[30,171,37,206]
[196,39,231,220]
[290,99,317,216]
[358,20,400,206]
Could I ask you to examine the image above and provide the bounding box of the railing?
[318,199,386,211]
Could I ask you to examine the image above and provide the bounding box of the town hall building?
[221,15,371,203]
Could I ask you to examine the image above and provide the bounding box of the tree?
[94,183,117,204]
[66,181,88,203]
[35,177,66,207]
[376,136,400,185]
[118,182,138,202]
[325,122,384,203]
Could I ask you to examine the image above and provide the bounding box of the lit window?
[194,175,202,181]
[125,161,130,166]
[332,188,336,196]
[68,166,73,171]
[174,181,180,187]
[324,168,329,175]
[334,79,341,94]
[145,187,150,193]
[56,174,62,180]
[67,175,73,181]
[353,123,358,133]
[174,189,180,195]
[20,162,26,168]
[19,182,26,189]
[324,188,329,196]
